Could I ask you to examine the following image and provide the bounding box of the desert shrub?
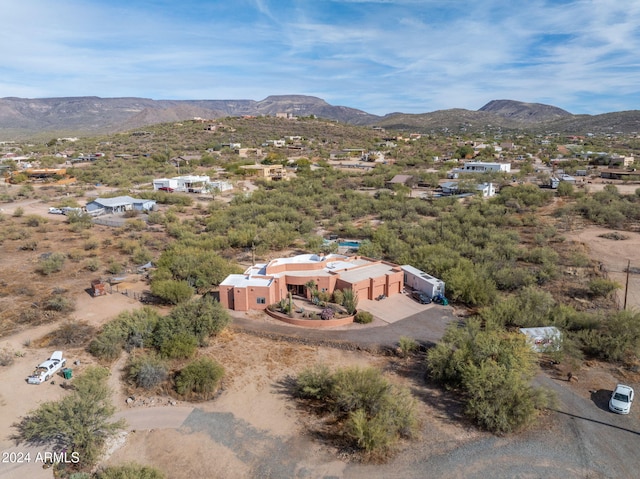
[25,215,46,227]
[48,320,96,347]
[332,289,344,306]
[295,364,334,400]
[175,357,224,400]
[66,210,93,230]
[295,365,418,458]
[150,279,193,305]
[67,249,84,262]
[43,294,76,313]
[125,218,146,231]
[332,367,391,415]
[398,336,419,357]
[89,308,160,360]
[345,385,417,456]
[132,247,152,265]
[88,328,127,361]
[84,238,100,250]
[127,353,168,389]
[587,278,620,298]
[166,296,231,344]
[158,332,198,359]
[0,347,15,366]
[95,463,165,479]
[37,252,66,275]
[354,311,373,324]
[85,258,101,271]
[574,310,640,362]
[18,240,38,251]
[13,206,24,217]
[342,288,359,315]
[106,260,123,275]
[426,319,553,434]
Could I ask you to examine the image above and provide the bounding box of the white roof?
[219,274,273,288]
[89,196,154,208]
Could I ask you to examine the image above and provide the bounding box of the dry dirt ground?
[566,226,640,311]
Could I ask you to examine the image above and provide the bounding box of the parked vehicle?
[27,351,66,384]
[411,290,432,304]
[48,207,63,214]
[61,207,83,215]
[158,186,174,192]
[433,293,449,306]
[609,384,634,414]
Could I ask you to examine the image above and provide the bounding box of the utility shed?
[401,265,445,298]
[519,326,562,352]
[91,279,108,297]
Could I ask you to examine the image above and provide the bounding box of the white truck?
[27,351,66,384]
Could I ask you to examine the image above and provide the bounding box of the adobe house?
[219,254,404,311]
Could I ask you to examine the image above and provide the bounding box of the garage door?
[356,287,370,301]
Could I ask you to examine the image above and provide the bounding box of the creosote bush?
[355,311,373,324]
[127,353,168,389]
[175,357,224,400]
[37,252,67,275]
[295,365,418,458]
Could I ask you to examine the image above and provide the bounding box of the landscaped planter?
[265,308,355,328]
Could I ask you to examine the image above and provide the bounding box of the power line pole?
[624,259,631,310]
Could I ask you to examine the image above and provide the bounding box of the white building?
[153,175,232,194]
[452,161,511,175]
[401,265,445,298]
[440,181,496,197]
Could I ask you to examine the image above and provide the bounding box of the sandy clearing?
[566,226,640,310]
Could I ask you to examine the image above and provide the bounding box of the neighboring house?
[385,174,415,188]
[85,196,156,215]
[440,181,496,197]
[609,155,635,168]
[401,265,445,298]
[240,164,288,180]
[219,254,404,311]
[153,176,233,193]
[237,148,263,158]
[451,161,511,175]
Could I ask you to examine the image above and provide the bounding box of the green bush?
[332,367,391,415]
[295,364,418,458]
[587,278,620,298]
[158,332,197,359]
[332,289,344,306]
[175,357,225,400]
[342,288,359,315]
[167,296,231,344]
[37,252,66,275]
[95,463,166,479]
[398,336,419,357]
[426,319,553,434]
[43,294,75,313]
[295,364,334,400]
[355,311,373,324]
[13,206,24,217]
[89,308,160,361]
[128,353,168,389]
[150,279,193,304]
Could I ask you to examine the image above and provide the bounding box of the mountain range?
[1,95,639,140]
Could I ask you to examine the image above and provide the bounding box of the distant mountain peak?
[478,99,572,122]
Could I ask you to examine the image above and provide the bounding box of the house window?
[256,297,266,304]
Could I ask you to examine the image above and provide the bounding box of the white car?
[48,207,63,214]
[609,384,634,414]
[27,351,66,384]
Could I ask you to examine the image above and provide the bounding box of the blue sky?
[2,0,640,115]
